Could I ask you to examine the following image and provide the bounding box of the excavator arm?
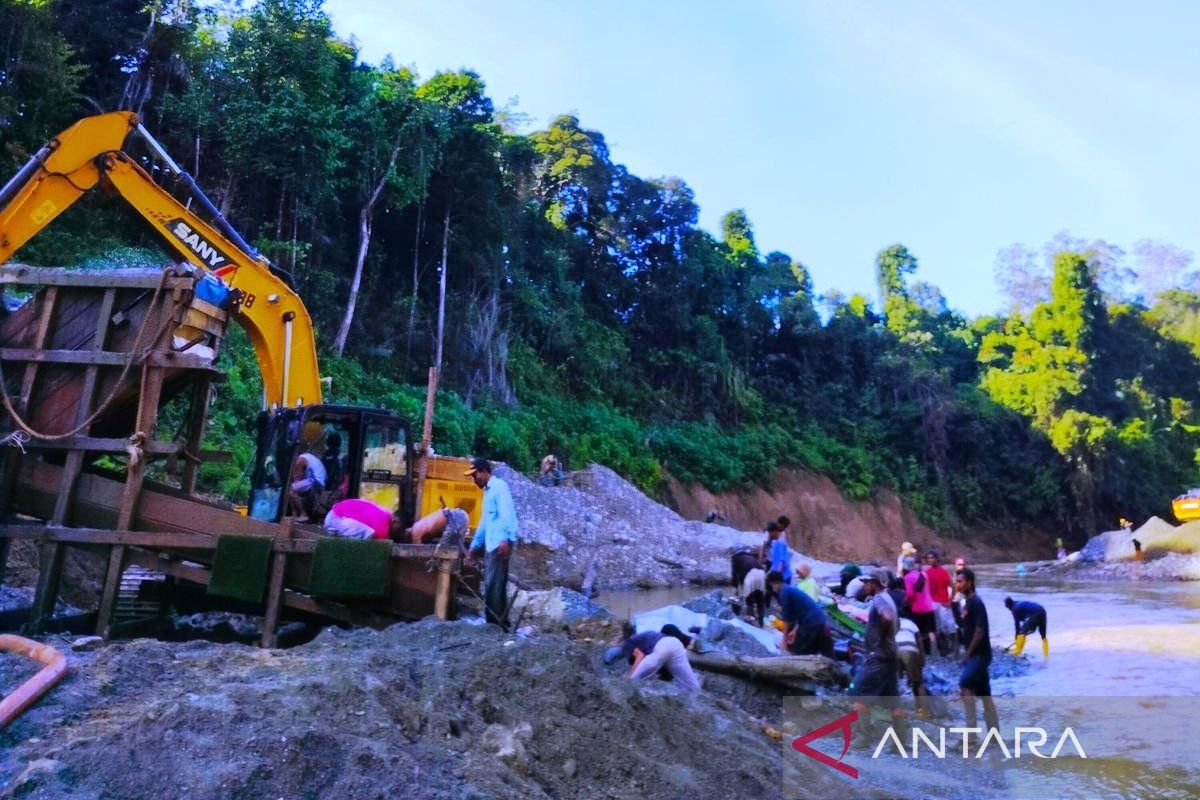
[0,111,322,408]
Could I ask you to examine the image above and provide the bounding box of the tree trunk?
[405,199,424,365]
[333,207,373,355]
[218,174,237,217]
[435,206,450,372]
[687,651,848,689]
[332,138,403,355]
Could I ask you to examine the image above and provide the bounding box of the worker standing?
[1003,597,1049,659]
[957,568,999,733]
[854,569,900,700]
[465,458,518,630]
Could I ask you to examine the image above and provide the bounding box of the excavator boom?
[0,111,321,408]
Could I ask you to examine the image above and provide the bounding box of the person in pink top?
[902,556,937,654]
[323,498,396,540]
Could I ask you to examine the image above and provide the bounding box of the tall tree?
[332,63,424,355]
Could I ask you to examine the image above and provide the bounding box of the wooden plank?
[25,543,67,635]
[0,266,193,290]
[0,524,457,561]
[260,551,288,648]
[434,561,453,620]
[16,287,58,631]
[94,544,127,638]
[26,436,183,456]
[181,380,210,495]
[18,286,57,410]
[0,348,220,372]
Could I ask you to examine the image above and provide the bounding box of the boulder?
[508,586,616,639]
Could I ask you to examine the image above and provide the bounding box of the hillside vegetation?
[4,0,1200,541]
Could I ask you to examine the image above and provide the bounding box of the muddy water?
[972,563,1200,696]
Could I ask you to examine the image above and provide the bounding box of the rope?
[0,269,177,441]
[0,430,29,453]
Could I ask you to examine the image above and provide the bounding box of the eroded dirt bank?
[664,467,1048,563]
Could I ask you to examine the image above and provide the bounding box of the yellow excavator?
[0,111,479,529]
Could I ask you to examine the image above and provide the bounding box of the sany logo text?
[169,220,229,269]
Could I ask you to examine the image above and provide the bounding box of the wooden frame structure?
[0,266,457,645]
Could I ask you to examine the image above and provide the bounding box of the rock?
[479,721,533,772]
[69,635,104,651]
[562,758,577,778]
[508,586,613,636]
[698,618,771,657]
[682,589,731,618]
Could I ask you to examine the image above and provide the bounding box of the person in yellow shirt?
[795,562,820,601]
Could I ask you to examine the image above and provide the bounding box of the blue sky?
[323,1,1199,317]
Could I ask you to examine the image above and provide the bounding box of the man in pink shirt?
[323,498,396,540]
[902,556,937,655]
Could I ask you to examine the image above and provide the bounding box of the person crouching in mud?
[603,624,701,693]
[767,571,833,657]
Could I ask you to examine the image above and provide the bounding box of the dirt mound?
[505,464,771,592]
[1,621,848,800]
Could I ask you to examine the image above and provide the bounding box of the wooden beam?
[434,560,453,620]
[0,266,193,290]
[19,286,59,632]
[260,551,288,648]
[0,525,458,562]
[0,348,219,372]
[94,544,127,638]
[26,436,184,456]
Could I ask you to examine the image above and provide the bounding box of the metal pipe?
[0,634,67,730]
[0,143,54,209]
[282,312,294,406]
[130,124,279,277]
[134,123,184,175]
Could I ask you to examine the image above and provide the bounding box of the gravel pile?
[1,620,850,800]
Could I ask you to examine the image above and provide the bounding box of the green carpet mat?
[207,534,273,604]
[309,538,392,598]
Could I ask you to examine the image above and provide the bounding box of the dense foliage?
[4,0,1200,540]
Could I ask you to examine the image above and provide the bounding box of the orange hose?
[0,634,68,729]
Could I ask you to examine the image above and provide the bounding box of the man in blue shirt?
[767,571,832,657]
[1003,596,1049,659]
[465,458,518,629]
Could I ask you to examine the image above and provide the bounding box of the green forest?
[4,0,1200,543]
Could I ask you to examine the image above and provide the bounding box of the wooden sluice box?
[0,265,457,643]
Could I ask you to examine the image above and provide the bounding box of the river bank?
[4,565,1198,799]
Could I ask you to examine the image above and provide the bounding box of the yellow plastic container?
[425,455,473,481]
[419,476,482,531]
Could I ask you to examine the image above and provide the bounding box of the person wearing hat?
[854,568,900,699]
[896,542,917,578]
[465,458,518,629]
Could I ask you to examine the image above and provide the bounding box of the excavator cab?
[247,405,413,530]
